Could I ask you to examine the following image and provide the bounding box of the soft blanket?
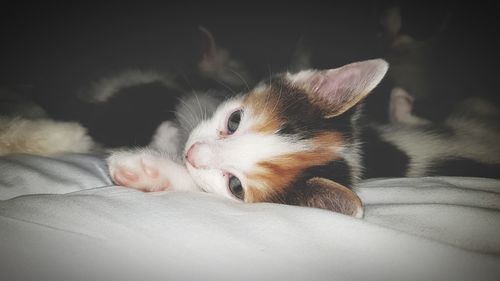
[0,153,499,281]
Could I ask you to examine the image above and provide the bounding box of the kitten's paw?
[108,151,172,192]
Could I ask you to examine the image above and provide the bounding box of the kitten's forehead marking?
[242,88,284,134]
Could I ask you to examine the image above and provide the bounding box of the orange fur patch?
[242,89,283,134]
[245,132,345,202]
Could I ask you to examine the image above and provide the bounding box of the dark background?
[1,1,499,146]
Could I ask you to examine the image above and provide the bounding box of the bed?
[0,153,499,281]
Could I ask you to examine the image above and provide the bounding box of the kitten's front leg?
[108,148,200,192]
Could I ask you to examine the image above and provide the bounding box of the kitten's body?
[108,59,500,217]
[366,90,500,178]
[0,27,251,155]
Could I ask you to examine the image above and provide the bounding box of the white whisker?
[194,94,206,120]
[175,111,196,131]
[177,97,201,122]
[226,68,251,92]
[213,77,237,95]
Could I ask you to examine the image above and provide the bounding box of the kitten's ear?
[288,177,364,218]
[199,25,217,61]
[287,59,389,118]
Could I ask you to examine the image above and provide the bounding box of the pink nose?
[186,143,200,168]
[186,142,207,169]
[186,142,215,169]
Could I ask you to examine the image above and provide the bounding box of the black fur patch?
[270,160,353,208]
[427,158,500,179]
[268,79,356,139]
[264,78,361,187]
[298,159,353,188]
[360,127,409,178]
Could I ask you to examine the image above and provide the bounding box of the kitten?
[108,58,500,218]
[108,59,390,218]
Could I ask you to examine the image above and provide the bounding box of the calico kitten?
[108,59,390,218]
[108,58,500,217]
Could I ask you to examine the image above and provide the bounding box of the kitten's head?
[184,59,388,217]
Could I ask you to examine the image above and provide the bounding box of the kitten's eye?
[227,110,242,134]
[228,174,244,200]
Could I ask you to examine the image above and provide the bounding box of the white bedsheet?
[0,153,499,281]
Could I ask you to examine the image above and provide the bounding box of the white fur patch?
[285,70,317,86]
[378,120,500,177]
[389,87,431,126]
